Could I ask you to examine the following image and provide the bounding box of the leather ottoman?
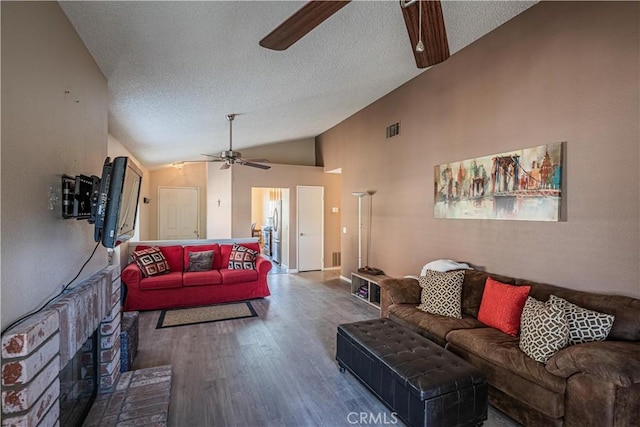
[336,319,487,427]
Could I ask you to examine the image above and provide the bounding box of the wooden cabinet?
[351,272,391,309]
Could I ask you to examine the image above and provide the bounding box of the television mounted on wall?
[92,157,143,248]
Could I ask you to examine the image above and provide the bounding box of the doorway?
[158,186,199,240]
[297,186,324,272]
[251,187,290,269]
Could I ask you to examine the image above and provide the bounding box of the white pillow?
[420,259,471,276]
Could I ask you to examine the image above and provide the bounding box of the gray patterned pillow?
[549,295,614,345]
[186,250,214,272]
[519,297,569,363]
[416,270,465,318]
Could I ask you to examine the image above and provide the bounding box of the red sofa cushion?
[183,244,220,271]
[220,243,260,269]
[219,268,259,285]
[135,245,183,272]
[139,271,183,290]
[183,270,223,287]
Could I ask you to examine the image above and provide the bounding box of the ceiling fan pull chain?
[416,0,425,53]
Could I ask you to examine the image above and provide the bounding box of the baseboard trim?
[323,266,341,271]
[288,269,299,273]
[340,275,352,283]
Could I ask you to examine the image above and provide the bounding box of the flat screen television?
[92,157,143,248]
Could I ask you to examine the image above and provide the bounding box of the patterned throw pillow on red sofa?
[228,244,259,270]
[131,246,170,277]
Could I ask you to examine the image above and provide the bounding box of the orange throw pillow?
[477,277,530,336]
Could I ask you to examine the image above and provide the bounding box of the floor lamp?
[352,192,368,269]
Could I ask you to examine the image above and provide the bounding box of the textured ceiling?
[60,1,537,169]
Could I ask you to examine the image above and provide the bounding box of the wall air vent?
[332,252,341,267]
[386,122,400,139]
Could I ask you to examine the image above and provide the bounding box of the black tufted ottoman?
[337,319,487,427]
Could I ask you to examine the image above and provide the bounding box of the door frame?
[296,185,324,272]
[157,186,200,240]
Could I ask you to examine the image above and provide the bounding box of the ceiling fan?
[186,114,271,170]
[259,0,449,69]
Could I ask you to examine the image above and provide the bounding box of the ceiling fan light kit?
[260,0,449,69]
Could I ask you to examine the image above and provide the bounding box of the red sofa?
[121,242,271,311]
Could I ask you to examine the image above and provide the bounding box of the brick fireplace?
[1,266,122,426]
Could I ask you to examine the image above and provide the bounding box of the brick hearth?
[83,365,172,426]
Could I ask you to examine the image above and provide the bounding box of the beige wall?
[317,1,640,297]
[206,163,233,238]
[231,164,342,270]
[1,2,109,328]
[148,162,207,240]
[241,137,317,166]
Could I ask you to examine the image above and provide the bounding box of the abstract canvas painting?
[434,142,563,221]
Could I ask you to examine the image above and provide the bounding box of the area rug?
[156,301,258,329]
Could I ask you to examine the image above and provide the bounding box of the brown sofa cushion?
[446,328,566,394]
[388,304,486,346]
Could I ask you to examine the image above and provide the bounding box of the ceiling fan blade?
[244,158,270,163]
[240,161,271,170]
[260,1,351,50]
[220,162,231,170]
[401,0,449,69]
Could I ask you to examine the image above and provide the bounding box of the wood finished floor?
[133,270,520,427]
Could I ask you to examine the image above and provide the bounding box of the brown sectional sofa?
[379,269,640,427]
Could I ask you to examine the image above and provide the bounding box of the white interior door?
[158,187,199,240]
[297,186,323,271]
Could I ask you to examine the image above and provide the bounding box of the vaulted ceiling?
[60,1,537,169]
